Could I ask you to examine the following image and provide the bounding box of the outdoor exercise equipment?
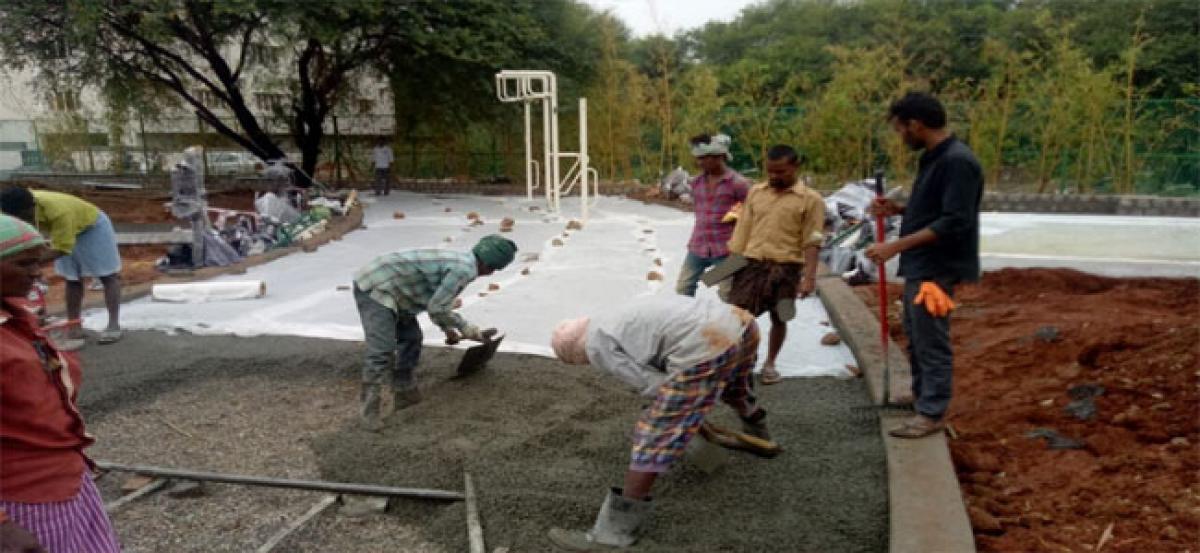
[494,70,598,220]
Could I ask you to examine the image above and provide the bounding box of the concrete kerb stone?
[816,272,977,553]
[57,202,365,316]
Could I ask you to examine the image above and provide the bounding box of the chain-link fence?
[3,99,1196,195]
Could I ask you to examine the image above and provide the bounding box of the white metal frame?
[495,70,596,220]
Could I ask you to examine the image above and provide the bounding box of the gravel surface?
[79,330,886,552]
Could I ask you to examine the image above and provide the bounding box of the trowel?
[455,331,504,377]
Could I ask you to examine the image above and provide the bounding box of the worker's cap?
[472,235,518,271]
[690,133,732,161]
[0,213,46,260]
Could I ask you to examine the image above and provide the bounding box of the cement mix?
[77,331,887,552]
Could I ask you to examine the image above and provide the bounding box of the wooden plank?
[465,472,485,553]
[105,478,169,513]
[255,494,338,553]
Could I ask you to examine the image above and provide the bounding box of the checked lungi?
[629,321,760,473]
[0,472,122,553]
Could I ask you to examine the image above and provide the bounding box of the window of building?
[254,93,288,112]
[356,98,374,113]
[46,90,79,112]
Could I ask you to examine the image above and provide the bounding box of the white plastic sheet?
[152,281,267,303]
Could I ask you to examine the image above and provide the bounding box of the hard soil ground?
[855,268,1200,553]
[32,187,258,307]
[79,331,886,552]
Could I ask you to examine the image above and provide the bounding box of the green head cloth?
[473,234,518,271]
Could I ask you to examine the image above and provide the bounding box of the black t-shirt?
[898,136,984,283]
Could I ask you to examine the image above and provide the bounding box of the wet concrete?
[78,331,887,552]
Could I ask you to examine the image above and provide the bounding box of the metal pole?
[579,97,589,222]
[524,101,533,200]
[542,91,552,208]
[95,461,464,501]
[549,75,561,213]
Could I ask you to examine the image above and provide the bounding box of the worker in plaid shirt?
[676,133,750,297]
[352,234,517,430]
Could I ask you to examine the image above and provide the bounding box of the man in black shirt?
[866,92,983,439]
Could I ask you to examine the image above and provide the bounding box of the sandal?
[98,329,124,345]
[759,365,783,385]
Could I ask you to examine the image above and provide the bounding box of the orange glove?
[913,281,956,317]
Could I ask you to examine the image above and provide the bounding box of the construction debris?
[121,474,156,493]
[340,495,389,517]
[166,480,207,498]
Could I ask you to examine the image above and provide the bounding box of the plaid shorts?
[629,322,760,473]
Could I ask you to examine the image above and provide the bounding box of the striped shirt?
[687,170,749,258]
[353,249,477,331]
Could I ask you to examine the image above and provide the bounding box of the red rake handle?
[873,171,890,404]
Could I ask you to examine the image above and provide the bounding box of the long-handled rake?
[854,170,912,419]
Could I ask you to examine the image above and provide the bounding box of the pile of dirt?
[856,268,1199,552]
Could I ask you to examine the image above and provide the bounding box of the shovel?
[455,332,504,377]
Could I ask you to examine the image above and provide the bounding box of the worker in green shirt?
[0,187,123,349]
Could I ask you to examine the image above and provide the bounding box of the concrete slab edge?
[54,203,365,317]
[816,273,977,553]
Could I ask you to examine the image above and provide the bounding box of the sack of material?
[152,281,267,303]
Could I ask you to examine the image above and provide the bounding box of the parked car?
[207,151,264,176]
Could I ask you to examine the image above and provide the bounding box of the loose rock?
[654,258,663,266]
[467,211,481,220]
[647,271,663,281]
[444,207,453,213]
[336,285,350,291]
[566,219,583,231]
[1033,325,1060,343]
[488,283,500,291]
[121,474,156,494]
[166,480,206,499]
[521,253,540,262]
[499,217,515,232]
[393,211,405,219]
[552,239,564,247]
[341,496,389,517]
[820,332,842,346]
[521,267,530,276]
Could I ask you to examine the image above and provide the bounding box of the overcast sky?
[581,0,759,37]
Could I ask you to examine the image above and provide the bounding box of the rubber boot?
[392,385,422,413]
[547,488,653,551]
[359,383,383,431]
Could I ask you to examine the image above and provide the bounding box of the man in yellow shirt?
[0,187,123,349]
[725,145,825,384]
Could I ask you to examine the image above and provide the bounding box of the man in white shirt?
[371,138,394,196]
[546,294,778,550]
